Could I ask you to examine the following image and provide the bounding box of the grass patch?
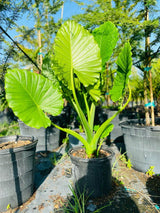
[0,121,20,136]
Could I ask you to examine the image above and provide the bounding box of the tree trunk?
[37,28,43,73]
[61,3,64,20]
[144,1,155,126]
[36,9,42,73]
[144,70,150,125]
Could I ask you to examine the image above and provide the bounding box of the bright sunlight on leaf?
[5,69,64,129]
[110,42,132,102]
[93,21,119,67]
[54,20,102,89]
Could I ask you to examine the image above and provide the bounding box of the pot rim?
[68,145,115,162]
[120,118,160,131]
[0,135,38,154]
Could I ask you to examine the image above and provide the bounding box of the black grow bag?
[19,120,60,152]
[121,119,160,174]
[0,135,37,212]
[69,145,115,198]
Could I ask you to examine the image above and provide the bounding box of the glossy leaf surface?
[5,69,63,128]
[110,42,132,102]
[54,20,102,89]
[93,21,119,67]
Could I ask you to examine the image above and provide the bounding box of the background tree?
[0,0,28,69]
[4,0,63,71]
[130,69,144,107]
[0,0,29,111]
[152,59,160,115]
[0,0,63,110]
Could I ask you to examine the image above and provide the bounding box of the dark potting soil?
[70,147,110,159]
[0,140,31,150]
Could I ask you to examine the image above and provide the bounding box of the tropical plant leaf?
[110,71,126,102]
[101,123,114,138]
[93,21,119,67]
[54,20,102,89]
[42,52,60,88]
[5,69,63,129]
[110,42,132,102]
[116,42,132,75]
[97,123,114,155]
[87,80,101,102]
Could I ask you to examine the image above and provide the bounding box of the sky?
[10,0,84,38]
[0,0,85,63]
[55,0,85,21]
[8,0,160,48]
[1,0,160,64]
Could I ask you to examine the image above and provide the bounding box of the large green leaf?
[110,42,132,102]
[5,69,63,129]
[54,20,102,89]
[93,22,119,67]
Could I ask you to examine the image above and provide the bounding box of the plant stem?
[70,66,92,142]
[96,84,132,155]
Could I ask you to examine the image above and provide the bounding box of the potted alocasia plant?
[5,20,132,198]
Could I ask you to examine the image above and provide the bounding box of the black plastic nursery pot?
[106,109,138,143]
[0,135,37,212]
[19,120,60,152]
[69,145,115,198]
[68,134,83,149]
[121,119,160,174]
[68,130,85,149]
[0,108,16,124]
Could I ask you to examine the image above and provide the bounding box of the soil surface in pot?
[71,147,110,159]
[0,140,32,150]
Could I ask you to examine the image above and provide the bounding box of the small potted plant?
[5,20,132,198]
